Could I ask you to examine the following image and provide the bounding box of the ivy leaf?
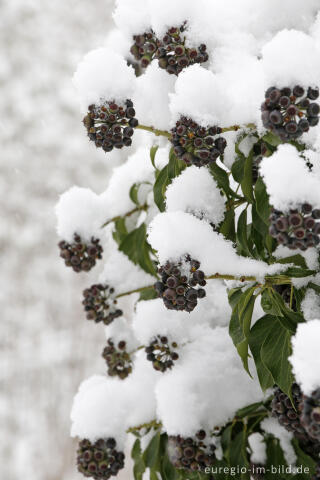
[150,145,159,169]
[219,209,236,242]
[131,439,146,480]
[248,315,275,391]
[260,316,294,399]
[254,177,271,226]
[262,131,282,147]
[237,209,251,257]
[209,162,241,199]
[129,181,151,206]
[231,157,245,183]
[229,430,249,478]
[153,148,185,212]
[139,287,158,301]
[161,454,180,480]
[241,151,254,203]
[235,401,265,418]
[276,254,308,269]
[119,223,157,276]
[282,266,316,278]
[143,431,161,468]
[112,217,128,245]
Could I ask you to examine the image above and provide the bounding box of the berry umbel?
[130,23,208,76]
[154,255,206,312]
[167,432,216,472]
[269,204,320,251]
[82,284,123,325]
[301,388,320,443]
[145,335,179,372]
[83,100,138,152]
[171,117,227,167]
[261,85,320,141]
[77,438,125,479]
[58,234,103,272]
[102,339,132,379]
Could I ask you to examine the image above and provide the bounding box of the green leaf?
[119,223,157,276]
[131,439,146,480]
[161,454,180,480]
[260,317,294,399]
[129,182,151,206]
[282,266,316,278]
[143,431,161,468]
[276,254,308,269]
[254,177,271,226]
[153,149,185,212]
[220,209,236,242]
[231,157,245,183]
[292,438,316,479]
[150,145,159,169]
[241,151,254,203]
[262,131,282,147]
[229,430,249,479]
[112,217,128,245]
[248,315,275,391]
[209,162,241,199]
[150,470,159,480]
[235,401,265,418]
[237,209,251,256]
[139,287,158,301]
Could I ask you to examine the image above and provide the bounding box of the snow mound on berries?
[301,289,320,321]
[113,0,151,37]
[165,166,226,225]
[290,320,320,395]
[260,418,296,466]
[155,326,263,435]
[260,145,320,210]
[73,48,136,111]
[71,353,157,447]
[56,186,106,242]
[101,147,154,219]
[104,317,138,353]
[248,433,267,465]
[262,30,320,88]
[132,62,175,131]
[148,211,286,279]
[133,283,231,344]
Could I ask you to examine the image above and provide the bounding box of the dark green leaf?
[131,439,146,480]
[241,151,254,203]
[129,182,151,206]
[139,287,158,301]
[276,254,308,269]
[153,149,185,212]
[112,217,128,245]
[209,163,241,199]
[282,267,316,278]
[248,315,275,391]
[260,317,294,399]
[220,209,236,242]
[143,432,161,468]
[229,430,249,478]
[235,401,265,418]
[237,209,251,256]
[161,454,180,480]
[254,177,271,225]
[262,131,282,147]
[231,157,245,183]
[119,223,157,276]
[150,145,159,169]
[292,438,316,479]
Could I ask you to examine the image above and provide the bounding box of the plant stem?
[101,204,148,228]
[126,420,162,434]
[116,285,153,299]
[221,123,256,133]
[136,124,172,139]
[206,273,257,281]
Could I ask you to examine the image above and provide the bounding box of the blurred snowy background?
[0,1,120,478]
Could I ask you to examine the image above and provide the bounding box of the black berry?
[82,284,123,325]
[167,434,216,472]
[77,438,125,479]
[102,339,132,379]
[58,234,103,273]
[145,335,179,372]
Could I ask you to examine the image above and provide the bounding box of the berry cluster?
[171,117,227,167]
[77,438,125,480]
[154,256,206,312]
[145,336,179,372]
[58,234,103,273]
[83,100,138,152]
[167,431,216,472]
[301,388,320,443]
[271,385,320,457]
[130,24,208,76]
[261,85,319,141]
[269,204,320,251]
[82,284,123,325]
[102,339,132,379]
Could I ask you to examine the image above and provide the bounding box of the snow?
[148,211,287,279]
[260,418,296,466]
[71,353,158,445]
[155,326,263,435]
[260,145,320,211]
[132,62,176,131]
[290,320,320,395]
[104,317,138,353]
[248,432,267,465]
[273,245,319,271]
[301,289,320,321]
[55,186,106,242]
[261,29,320,88]
[73,48,136,112]
[165,166,226,225]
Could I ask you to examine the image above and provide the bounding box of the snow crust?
[248,432,267,465]
[290,320,320,395]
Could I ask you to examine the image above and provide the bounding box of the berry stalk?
[101,204,148,228]
[135,124,173,138]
